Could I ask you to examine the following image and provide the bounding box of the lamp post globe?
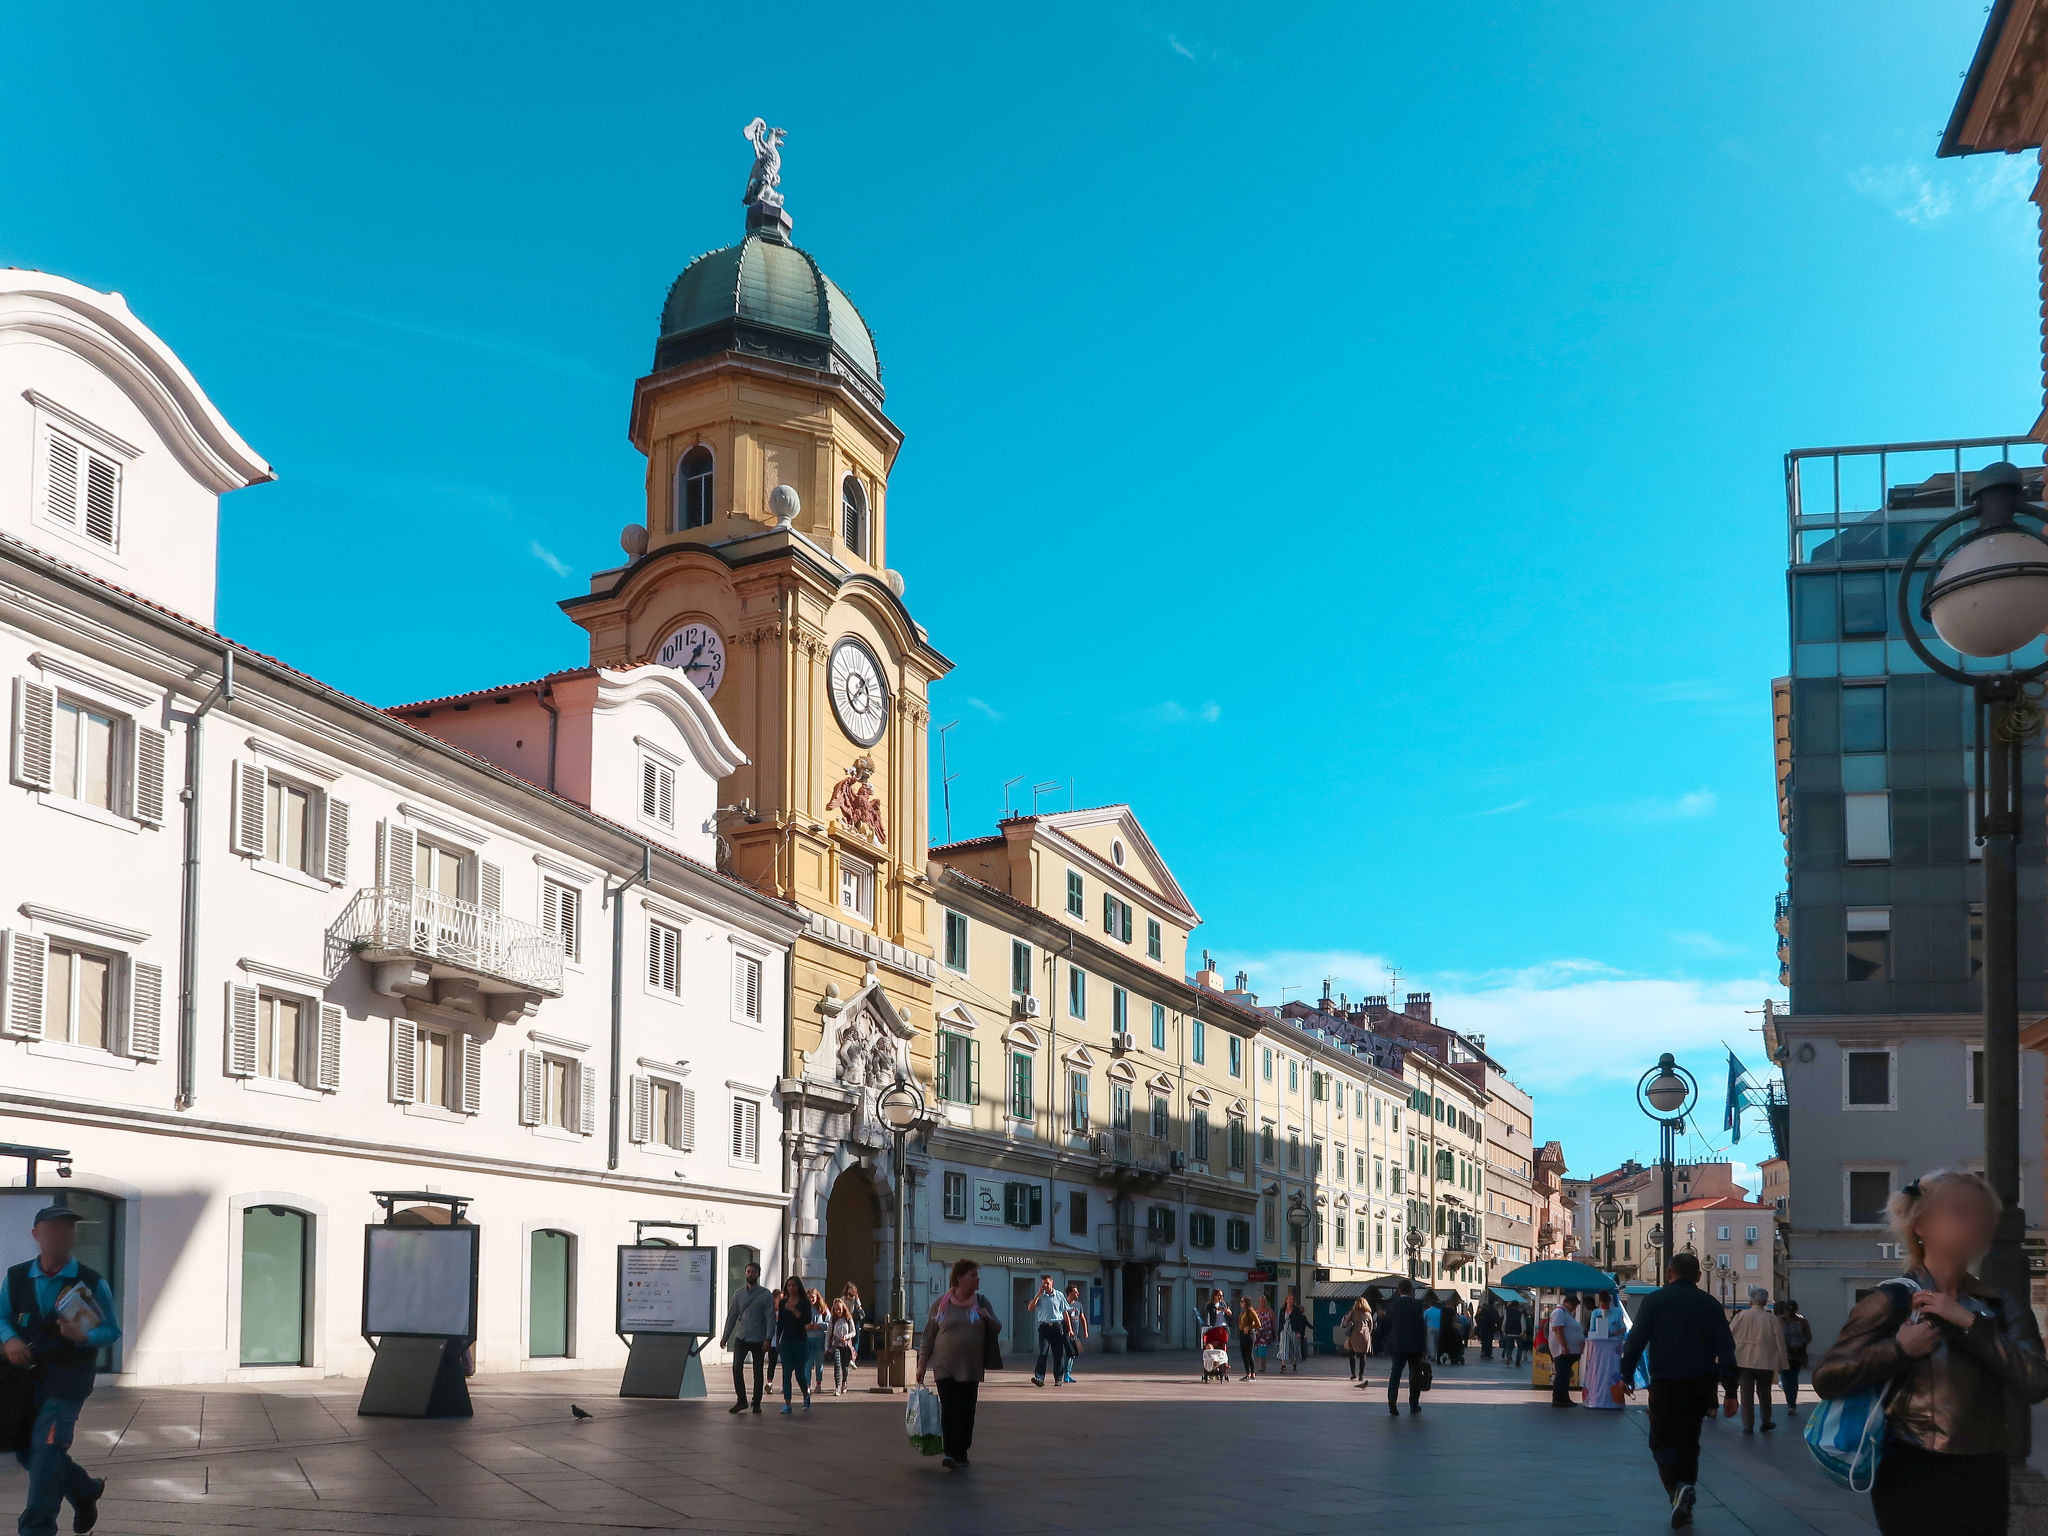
[1925,464,2048,658]
[1644,1055,1688,1116]
[877,1079,922,1129]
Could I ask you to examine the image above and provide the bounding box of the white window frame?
[40,937,118,1053]
[730,1094,763,1167]
[1842,1046,1898,1111]
[839,858,875,921]
[34,414,130,556]
[639,749,678,829]
[645,917,683,999]
[415,1022,458,1110]
[1843,1165,1898,1228]
[730,947,765,1025]
[942,908,969,973]
[648,1076,692,1151]
[541,878,584,966]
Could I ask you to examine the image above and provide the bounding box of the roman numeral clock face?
[655,622,726,699]
[828,636,889,746]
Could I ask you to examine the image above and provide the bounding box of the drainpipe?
[175,651,233,1111]
[605,842,653,1170]
[537,680,559,793]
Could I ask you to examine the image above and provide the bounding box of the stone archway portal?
[824,1166,880,1323]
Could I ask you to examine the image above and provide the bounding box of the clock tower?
[562,126,950,1292]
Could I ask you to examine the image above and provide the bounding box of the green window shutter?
[1029,1185,1044,1226]
[970,1038,981,1105]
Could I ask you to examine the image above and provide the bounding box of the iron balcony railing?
[1099,1222,1171,1260]
[1091,1129,1172,1175]
[332,884,565,996]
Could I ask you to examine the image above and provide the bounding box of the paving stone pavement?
[0,1352,1899,1536]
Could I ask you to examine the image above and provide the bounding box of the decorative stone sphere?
[620,523,649,557]
[885,569,906,597]
[768,484,801,525]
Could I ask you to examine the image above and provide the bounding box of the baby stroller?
[1200,1324,1232,1382]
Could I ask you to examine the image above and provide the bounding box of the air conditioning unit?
[1014,995,1042,1019]
[1170,1150,1188,1172]
[1113,1032,1135,1052]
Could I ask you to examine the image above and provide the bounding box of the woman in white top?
[826,1299,859,1395]
[1578,1290,1629,1410]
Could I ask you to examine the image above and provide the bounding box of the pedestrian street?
[10,1350,1903,1536]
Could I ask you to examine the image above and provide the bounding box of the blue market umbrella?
[1496,1259,1619,1293]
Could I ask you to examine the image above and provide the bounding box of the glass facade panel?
[240,1206,307,1365]
[1841,687,1886,752]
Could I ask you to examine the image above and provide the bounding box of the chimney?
[1194,951,1224,990]
[1319,977,1334,1011]
[1362,994,1391,1023]
[1234,970,1249,992]
[1405,991,1432,1023]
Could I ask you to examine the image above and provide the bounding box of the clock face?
[655,622,727,700]
[828,636,889,746]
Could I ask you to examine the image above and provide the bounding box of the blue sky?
[2,2,2034,1185]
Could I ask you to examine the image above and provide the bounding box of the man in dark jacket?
[1618,1253,1739,1529]
[1476,1298,1501,1361]
[1380,1279,1430,1417]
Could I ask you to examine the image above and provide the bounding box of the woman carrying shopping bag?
[916,1258,1000,1471]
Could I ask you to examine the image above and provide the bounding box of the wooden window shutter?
[83,454,119,546]
[322,799,350,883]
[225,983,259,1076]
[129,724,167,825]
[229,762,267,857]
[1,932,48,1040]
[680,1087,696,1151]
[630,1076,652,1143]
[11,679,54,792]
[745,958,760,1020]
[560,885,579,961]
[578,1058,598,1135]
[315,1003,343,1092]
[389,1017,418,1103]
[458,1034,483,1115]
[127,960,164,1062]
[518,1050,543,1125]
[44,431,81,528]
[376,820,414,887]
[479,861,502,914]
[541,881,561,940]
[1102,892,1113,933]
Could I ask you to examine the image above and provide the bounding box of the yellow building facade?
[560,188,949,1293]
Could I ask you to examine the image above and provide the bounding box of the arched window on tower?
[841,475,869,562]
[674,446,715,532]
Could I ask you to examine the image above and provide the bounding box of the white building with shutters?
[0,268,802,1384]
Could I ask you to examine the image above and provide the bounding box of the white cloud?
[1849,163,1954,225]
[1167,32,1195,58]
[1969,155,2036,212]
[529,541,572,577]
[1219,947,1775,1099]
[1556,788,1716,824]
[1134,699,1222,726]
[966,697,1005,722]
[1477,797,1533,817]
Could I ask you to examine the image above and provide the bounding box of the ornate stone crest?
[826,755,887,844]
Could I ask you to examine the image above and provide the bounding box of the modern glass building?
[1775,436,2047,1346]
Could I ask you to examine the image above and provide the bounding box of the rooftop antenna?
[1385,964,1403,1000]
[1068,776,1074,810]
[937,720,961,843]
[1031,780,1061,812]
[1002,775,1023,818]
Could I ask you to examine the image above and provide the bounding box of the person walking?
[1814,1169,2048,1536]
[826,1298,858,1395]
[1342,1296,1375,1385]
[1254,1296,1276,1373]
[1617,1252,1739,1529]
[841,1282,867,1362]
[1061,1283,1088,1384]
[1476,1296,1501,1361]
[1503,1300,1527,1367]
[1424,1296,1443,1364]
[773,1275,813,1414]
[1028,1274,1067,1387]
[1730,1286,1787,1434]
[718,1259,773,1414]
[1449,1302,1472,1365]
[1547,1290,1585,1406]
[1236,1296,1260,1381]
[1775,1298,1812,1418]
[916,1258,1000,1471]
[2,1207,115,1536]
[1381,1278,1429,1417]
[804,1288,830,1395]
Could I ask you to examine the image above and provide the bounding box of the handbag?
[982,1314,1004,1371]
[1803,1279,1915,1492]
[1414,1355,1434,1392]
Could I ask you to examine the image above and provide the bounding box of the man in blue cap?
[0,1206,119,1536]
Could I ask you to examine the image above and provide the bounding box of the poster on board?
[615,1245,716,1336]
[363,1226,479,1338]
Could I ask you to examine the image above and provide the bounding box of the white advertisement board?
[615,1245,716,1336]
[363,1226,478,1338]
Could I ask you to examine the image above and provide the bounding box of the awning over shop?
[1490,1286,1527,1303]
[1308,1279,1371,1301]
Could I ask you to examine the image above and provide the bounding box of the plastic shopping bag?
[905,1384,944,1456]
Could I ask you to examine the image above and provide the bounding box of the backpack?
[1803,1279,1915,1492]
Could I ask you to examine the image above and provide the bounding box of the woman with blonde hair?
[826,1298,858,1395]
[1815,1169,2048,1534]
[1342,1295,1375,1385]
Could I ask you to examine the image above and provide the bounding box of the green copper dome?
[655,229,881,397]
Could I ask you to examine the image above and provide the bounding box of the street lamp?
[1896,461,2048,1302]
[1594,1194,1621,1273]
[1285,1193,1311,1303]
[1645,1222,1664,1285]
[875,1076,928,1391]
[1405,1226,1424,1282]
[1636,1052,1698,1300]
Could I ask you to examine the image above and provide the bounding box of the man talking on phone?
[1,1207,119,1536]
[1618,1251,1738,1529]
